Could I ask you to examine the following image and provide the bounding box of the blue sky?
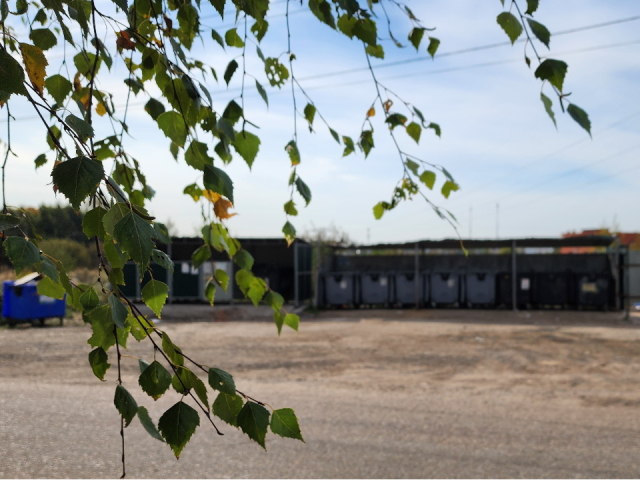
[3,0,640,243]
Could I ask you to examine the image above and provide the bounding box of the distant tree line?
[2,205,96,271]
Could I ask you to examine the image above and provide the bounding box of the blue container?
[2,281,66,324]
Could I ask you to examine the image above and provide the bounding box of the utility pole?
[496,203,500,239]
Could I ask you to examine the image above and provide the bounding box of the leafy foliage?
[0,0,595,473]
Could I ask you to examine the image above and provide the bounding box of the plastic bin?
[322,272,356,306]
[393,272,425,306]
[2,280,66,326]
[497,272,533,308]
[430,272,461,307]
[466,272,496,307]
[534,272,572,308]
[360,272,390,305]
[576,273,611,309]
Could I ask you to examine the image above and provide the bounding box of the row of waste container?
[320,271,613,309]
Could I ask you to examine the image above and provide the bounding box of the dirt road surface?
[1,310,640,478]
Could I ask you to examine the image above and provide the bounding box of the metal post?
[414,242,420,308]
[614,238,621,312]
[511,239,517,312]
[294,240,299,307]
[166,242,173,304]
[314,239,321,309]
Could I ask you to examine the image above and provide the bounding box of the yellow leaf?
[19,43,48,96]
[367,107,375,117]
[214,197,236,220]
[383,99,393,113]
[96,102,107,116]
[80,92,90,109]
[203,190,220,203]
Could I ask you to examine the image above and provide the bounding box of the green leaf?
[496,12,522,45]
[282,221,296,246]
[441,180,460,199]
[247,277,266,306]
[208,367,236,395]
[251,19,268,42]
[567,104,591,137]
[285,140,301,165]
[284,313,299,332]
[139,360,172,400]
[83,207,107,239]
[329,128,340,144]
[540,92,557,129]
[224,59,238,86]
[284,200,298,216]
[365,44,384,59]
[137,406,164,442]
[108,267,125,286]
[212,392,243,427]
[36,255,59,283]
[184,140,214,171]
[211,28,225,49]
[427,37,440,58]
[273,311,284,335]
[183,183,203,201]
[419,171,436,190]
[80,286,99,311]
[353,18,377,45]
[171,368,209,409]
[215,269,229,292]
[108,294,128,330]
[534,59,568,92]
[112,211,156,270]
[203,165,234,203]
[427,122,441,137]
[303,103,316,129]
[192,244,211,269]
[162,332,184,367]
[0,213,21,231]
[4,237,40,274]
[264,291,284,313]
[525,0,539,15]
[0,48,27,102]
[157,111,188,147]
[51,156,104,210]
[87,304,129,351]
[103,236,129,269]
[144,98,165,121]
[142,280,169,318]
[406,122,421,144]
[204,279,216,306]
[385,113,407,129]
[158,401,200,459]
[408,27,424,51]
[152,249,174,275]
[255,79,268,107]
[527,19,550,49]
[224,27,245,48]
[309,0,335,29]
[153,222,171,245]
[373,202,385,220]
[45,125,61,150]
[88,347,110,381]
[44,74,71,104]
[30,28,57,50]
[270,408,304,442]
[237,401,270,449]
[405,159,419,176]
[128,314,155,342]
[295,177,311,206]
[234,249,254,271]
[337,14,357,38]
[233,130,261,169]
[114,385,139,427]
[65,114,94,142]
[36,275,65,299]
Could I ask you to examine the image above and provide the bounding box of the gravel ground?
[1,310,640,478]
